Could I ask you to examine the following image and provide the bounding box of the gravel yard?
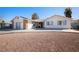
[0,31,79,52]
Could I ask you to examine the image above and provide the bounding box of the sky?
[0,7,79,22]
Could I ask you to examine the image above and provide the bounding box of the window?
[46,21,53,25]
[57,21,62,25]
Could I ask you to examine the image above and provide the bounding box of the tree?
[32,13,39,20]
[64,8,72,18]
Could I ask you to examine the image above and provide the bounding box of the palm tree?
[64,8,72,18]
[32,13,39,20]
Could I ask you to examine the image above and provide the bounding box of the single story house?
[71,19,79,29]
[44,15,72,29]
[12,15,72,30]
[4,21,12,29]
[0,19,12,29]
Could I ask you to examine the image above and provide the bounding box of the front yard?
[0,31,79,52]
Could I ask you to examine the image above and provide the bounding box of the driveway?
[0,31,79,52]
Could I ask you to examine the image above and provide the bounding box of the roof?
[20,16,28,19]
[31,19,43,22]
[44,15,72,21]
[12,16,44,23]
[12,16,29,21]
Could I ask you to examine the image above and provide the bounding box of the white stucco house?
[44,15,72,29]
[12,15,72,30]
[71,19,79,29]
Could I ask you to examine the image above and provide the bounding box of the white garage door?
[16,22,21,29]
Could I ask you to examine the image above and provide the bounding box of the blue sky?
[0,7,79,21]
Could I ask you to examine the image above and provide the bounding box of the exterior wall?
[27,21,33,29]
[71,20,79,29]
[12,20,14,29]
[23,20,33,29]
[13,18,23,29]
[23,20,28,29]
[44,16,71,29]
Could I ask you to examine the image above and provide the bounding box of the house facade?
[71,19,79,29]
[12,15,72,30]
[44,15,72,29]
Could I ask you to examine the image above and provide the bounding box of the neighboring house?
[44,15,72,29]
[0,19,12,29]
[71,19,79,29]
[12,15,72,30]
[4,22,12,29]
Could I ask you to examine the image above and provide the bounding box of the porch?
[32,21,44,29]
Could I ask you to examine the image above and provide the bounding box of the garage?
[16,22,21,29]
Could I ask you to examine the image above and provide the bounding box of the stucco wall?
[27,21,33,29]
[44,16,72,29]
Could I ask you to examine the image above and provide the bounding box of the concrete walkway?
[0,29,79,34]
